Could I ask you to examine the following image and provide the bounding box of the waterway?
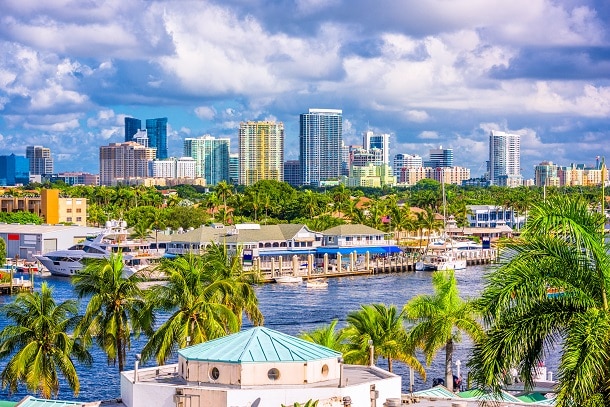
[0,266,559,402]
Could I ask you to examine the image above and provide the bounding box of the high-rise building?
[184,135,230,186]
[424,146,453,168]
[488,131,522,186]
[363,131,390,166]
[393,154,422,178]
[229,153,239,185]
[0,154,29,186]
[26,145,53,175]
[534,161,560,187]
[239,121,284,186]
[48,172,99,186]
[132,130,149,147]
[146,118,168,159]
[99,142,156,186]
[299,109,343,186]
[283,160,300,187]
[124,117,142,142]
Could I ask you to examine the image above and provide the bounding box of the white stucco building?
[121,327,401,407]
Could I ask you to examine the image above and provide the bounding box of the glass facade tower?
[299,109,343,186]
[145,118,168,159]
[124,117,142,142]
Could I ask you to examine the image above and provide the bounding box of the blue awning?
[316,246,402,255]
[257,249,317,257]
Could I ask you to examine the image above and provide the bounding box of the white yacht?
[415,251,467,271]
[35,220,161,277]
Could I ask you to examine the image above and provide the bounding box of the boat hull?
[274,276,303,284]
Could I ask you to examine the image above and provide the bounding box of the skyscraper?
[488,130,522,186]
[424,146,453,168]
[146,118,168,159]
[0,154,29,186]
[299,109,343,186]
[393,153,422,178]
[124,117,142,142]
[183,135,230,186]
[229,153,239,185]
[26,145,53,175]
[239,121,284,186]
[363,131,390,166]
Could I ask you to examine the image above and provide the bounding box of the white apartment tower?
[26,145,54,175]
[393,154,422,178]
[488,130,522,186]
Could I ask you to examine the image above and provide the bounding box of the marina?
[0,264,561,403]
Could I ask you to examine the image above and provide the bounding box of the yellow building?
[344,163,396,187]
[0,189,87,226]
[238,121,284,186]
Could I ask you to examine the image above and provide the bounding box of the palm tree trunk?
[388,357,393,373]
[445,339,454,391]
[117,334,124,372]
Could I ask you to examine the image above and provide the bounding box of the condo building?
[26,145,53,175]
[488,130,522,186]
[184,135,230,186]
[363,131,390,165]
[299,109,343,186]
[99,142,156,186]
[124,117,142,142]
[238,121,284,186]
[393,154,422,178]
[146,118,168,159]
[424,146,453,168]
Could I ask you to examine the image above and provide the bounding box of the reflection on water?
[0,266,559,401]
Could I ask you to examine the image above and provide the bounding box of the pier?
[0,276,34,294]
[252,248,497,283]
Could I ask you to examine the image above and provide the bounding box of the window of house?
[209,367,220,381]
[267,368,280,381]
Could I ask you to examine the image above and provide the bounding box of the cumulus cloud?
[418,131,439,140]
[194,106,216,120]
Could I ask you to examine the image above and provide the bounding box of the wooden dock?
[0,277,34,295]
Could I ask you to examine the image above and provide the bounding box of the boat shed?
[0,223,101,261]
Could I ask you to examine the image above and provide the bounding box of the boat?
[306,278,328,288]
[415,179,467,272]
[34,220,162,277]
[274,275,303,284]
[415,251,467,271]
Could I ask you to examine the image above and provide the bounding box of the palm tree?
[141,247,263,365]
[469,196,610,406]
[299,319,348,354]
[343,303,425,377]
[0,283,92,398]
[72,253,150,372]
[404,270,483,391]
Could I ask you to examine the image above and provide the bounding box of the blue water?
[0,267,559,401]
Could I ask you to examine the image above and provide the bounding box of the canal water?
[0,266,559,402]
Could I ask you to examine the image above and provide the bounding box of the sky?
[1,0,609,179]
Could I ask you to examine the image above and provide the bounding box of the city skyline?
[0,1,609,178]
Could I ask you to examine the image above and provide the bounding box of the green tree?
[299,319,348,354]
[0,283,92,398]
[0,237,5,264]
[142,247,263,365]
[404,270,483,391]
[72,253,150,372]
[343,303,425,377]
[469,196,610,406]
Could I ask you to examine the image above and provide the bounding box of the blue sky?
[1,0,609,179]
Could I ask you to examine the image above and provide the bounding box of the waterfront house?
[121,326,401,407]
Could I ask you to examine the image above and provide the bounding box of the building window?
[76,217,82,222]
[67,217,72,222]
[209,367,220,381]
[267,368,280,381]
[66,208,72,213]
[321,364,329,377]
[76,208,81,213]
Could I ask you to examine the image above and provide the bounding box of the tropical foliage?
[0,283,92,398]
[141,245,263,365]
[469,196,610,406]
[404,270,483,391]
[72,253,151,372]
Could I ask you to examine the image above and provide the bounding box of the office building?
[229,153,239,185]
[0,154,30,186]
[26,145,53,176]
[424,146,453,168]
[299,109,343,186]
[393,154,422,177]
[145,117,168,159]
[534,161,560,187]
[283,160,300,187]
[124,117,142,142]
[488,131,522,186]
[99,142,156,186]
[363,131,390,165]
[48,172,99,186]
[238,121,284,186]
[184,135,230,186]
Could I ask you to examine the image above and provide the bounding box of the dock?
[0,277,34,294]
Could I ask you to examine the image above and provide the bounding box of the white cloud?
[194,106,216,120]
[404,110,430,122]
[418,131,439,140]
